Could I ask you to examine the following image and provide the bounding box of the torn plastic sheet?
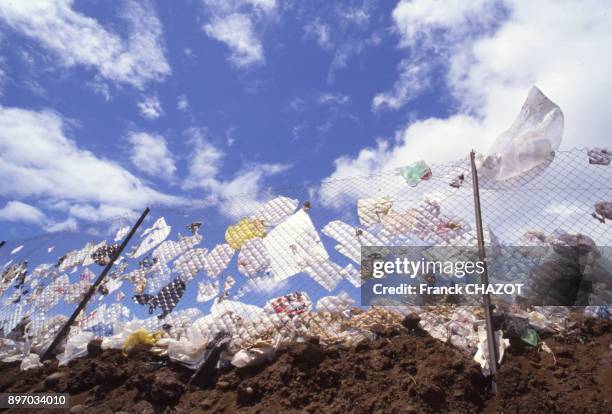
[153,233,202,266]
[133,277,186,319]
[203,244,234,278]
[322,220,384,264]
[58,242,98,271]
[263,210,328,281]
[477,86,564,181]
[297,253,343,291]
[114,226,130,242]
[253,196,299,227]
[237,238,270,277]
[225,218,266,250]
[316,291,354,313]
[130,217,171,258]
[380,209,415,236]
[173,248,209,281]
[197,280,220,303]
[357,196,393,227]
[34,274,70,311]
[341,263,361,287]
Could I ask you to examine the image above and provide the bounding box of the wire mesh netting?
[1,148,611,368]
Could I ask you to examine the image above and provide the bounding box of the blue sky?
[0,0,611,238]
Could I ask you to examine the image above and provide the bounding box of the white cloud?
[181,127,289,219]
[201,0,277,68]
[0,200,46,223]
[137,95,164,119]
[0,106,184,223]
[182,128,225,190]
[319,93,350,106]
[324,0,612,206]
[305,20,332,50]
[127,132,176,179]
[372,60,430,111]
[177,94,189,111]
[0,0,170,88]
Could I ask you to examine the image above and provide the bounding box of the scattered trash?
[587,148,611,165]
[520,328,540,347]
[449,174,465,188]
[357,197,393,227]
[57,331,95,366]
[225,218,266,250]
[121,329,164,355]
[396,160,432,186]
[592,201,612,223]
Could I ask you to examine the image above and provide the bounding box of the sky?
[0,0,611,239]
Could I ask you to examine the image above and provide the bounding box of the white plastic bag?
[478,86,564,181]
[231,346,275,368]
[20,353,42,370]
[57,331,95,366]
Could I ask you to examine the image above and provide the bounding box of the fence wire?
[0,148,611,365]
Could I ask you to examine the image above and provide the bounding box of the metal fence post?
[41,207,150,361]
[469,151,498,381]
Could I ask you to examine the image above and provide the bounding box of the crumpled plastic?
[20,353,42,370]
[121,329,164,355]
[357,197,393,227]
[593,201,612,223]
[225,218,266,250]
[477,86,564,181]
[57,331,95,366]
[473,327,509,376]
[396,160,432,186]
[231,345,275,368]
[587,148,611,165]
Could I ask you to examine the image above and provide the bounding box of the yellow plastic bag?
[225,218,266,250]
[121,329,164,355]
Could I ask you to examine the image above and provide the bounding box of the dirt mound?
[0,319,610,414]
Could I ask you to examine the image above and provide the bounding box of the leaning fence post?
[469,151,498,383]
[41,207,150,361]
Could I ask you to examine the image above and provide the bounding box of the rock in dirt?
[289,342,325,365]
[150,369,185,404]
[69,404,86,414]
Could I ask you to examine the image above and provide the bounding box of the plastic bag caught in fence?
[396,160,432,186]
[477,86,564,181]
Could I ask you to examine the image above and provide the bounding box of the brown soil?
[0,319,610,414]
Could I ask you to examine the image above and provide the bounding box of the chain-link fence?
[1,148,610,368]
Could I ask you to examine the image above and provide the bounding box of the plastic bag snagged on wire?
[477,86,564,181]
[396,160,432,186]
[225,218,266,250]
